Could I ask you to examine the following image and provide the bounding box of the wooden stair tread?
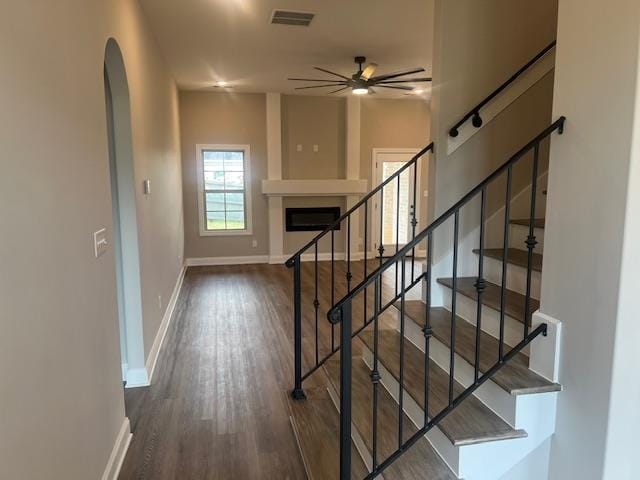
[472,248,542,272]
[288,387,368,480]
[437,277,539,325]
[324,357,456,480]
[360,329,526,446]
[510,218,545,228]
[401,302,561,395]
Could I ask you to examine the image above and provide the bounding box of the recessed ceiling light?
[216,80,228,87]
[414,89,424,94]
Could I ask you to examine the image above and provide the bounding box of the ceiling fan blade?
[376,85,415,91]
[288,78,348,82]
[294,83,347,90]
[360,63,378,80]
[376,78,432,84]
[328,86,349,94]
[370,67,425,82]
[314,67,351,81]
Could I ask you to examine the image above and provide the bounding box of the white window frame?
[196,144,253,237]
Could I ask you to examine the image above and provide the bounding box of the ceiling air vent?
[270,10,315,27]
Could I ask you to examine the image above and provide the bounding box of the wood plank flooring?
[118,260,418,479]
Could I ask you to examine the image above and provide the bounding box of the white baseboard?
[186,255,269,266]
[124,368,149,388]
[101,417,132,480]
[145,265,187,383]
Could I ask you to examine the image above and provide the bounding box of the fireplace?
[285,207,341,232]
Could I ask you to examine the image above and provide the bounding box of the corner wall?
[0,1,184,478]
[542,1,640,478]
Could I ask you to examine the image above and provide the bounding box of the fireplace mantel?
[261,179,368,197]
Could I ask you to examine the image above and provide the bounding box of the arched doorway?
[104,39,147,387]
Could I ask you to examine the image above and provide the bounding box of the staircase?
[284,44,565,480]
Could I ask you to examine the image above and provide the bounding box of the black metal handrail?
[449,41,556,138]
[327,117,565,479]
[287,142,434,400]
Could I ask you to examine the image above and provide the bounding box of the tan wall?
[282,95,346,179]
[180,92,269,258]
[429,0,558,256]
[0,1,183,479]
[360,98,431,245]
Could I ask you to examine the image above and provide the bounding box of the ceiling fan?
[288,56,432,95]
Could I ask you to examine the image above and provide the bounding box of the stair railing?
[449,41,556,138]
[327,117,565,479]
[286,143,434,399]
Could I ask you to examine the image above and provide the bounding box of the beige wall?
[0,1,183,479]
[360,98,431,244]
[180,92,269,259]
[429,0,557,256]
[542,1,640,478]
[282,95,346,179]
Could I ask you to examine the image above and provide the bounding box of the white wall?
[542,1,640,478]
[0,1,183,478]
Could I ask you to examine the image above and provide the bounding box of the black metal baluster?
[524,144,540,339]
[499,166,513,361]
[364,201,368,327]
[347,216,352,292]
[399,258,406,447]
[339,300,353,480]
[395,175,401,296]
[423,233,433,427]
[371,278,381,470]
[291,256,306,400]
[331,230,336,352]
[474,188,487,382]
[449,211,459,405]
[378,188,384,310]
[314,243,319,366]
[411,161,418,280]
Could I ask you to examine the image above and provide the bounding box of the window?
[196,145,252,236]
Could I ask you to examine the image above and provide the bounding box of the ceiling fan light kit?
[288,56,432,95]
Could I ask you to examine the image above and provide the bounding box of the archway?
[104,39,147,387]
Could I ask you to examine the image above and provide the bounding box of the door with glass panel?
[372,150,420,257]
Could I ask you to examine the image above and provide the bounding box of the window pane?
[224,154,244,172]
[225,192,244,212]
[226,211,245,230]
[206,211,225,230]
[225,171,244,190]
[206,193,225,212]
[205,171,224,190]
[203,151,225,172]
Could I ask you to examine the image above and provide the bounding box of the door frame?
[371,148,424,257]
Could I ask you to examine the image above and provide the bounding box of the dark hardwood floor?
[119,259,420,479]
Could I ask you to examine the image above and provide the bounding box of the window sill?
[199,228,253,237]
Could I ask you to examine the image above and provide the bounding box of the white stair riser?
[397,315,518,426]
[442,288,530,356]
[509,225,544,254]
[481,255,541,300]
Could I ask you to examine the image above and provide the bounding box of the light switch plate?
[143,179,151,195]
[94,228,108,258]
[313,144,319,152]
[296,144,303,152]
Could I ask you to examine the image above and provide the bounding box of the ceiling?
[138,0,435,99]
